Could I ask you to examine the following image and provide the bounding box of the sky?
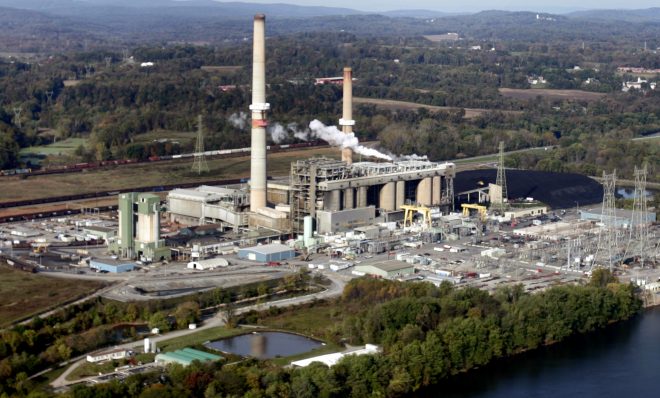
[214,0,659,13]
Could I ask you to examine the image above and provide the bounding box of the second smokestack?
[250,14,269,211]
[339,67,355,165]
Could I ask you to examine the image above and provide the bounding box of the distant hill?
[567,7,660,23]
[0,0,365,18]
[379,9,456,18]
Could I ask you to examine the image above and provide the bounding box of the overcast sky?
[218,0,659,13]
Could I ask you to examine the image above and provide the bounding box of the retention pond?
[205,331,323,359]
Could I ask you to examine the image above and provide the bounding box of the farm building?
[90,258,136,273]
[238,243,295,262]
[86,348,130,363]
[155,348,222,366]
[187,257,230,270]
[354,261,415,279]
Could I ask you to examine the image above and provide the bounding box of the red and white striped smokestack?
[250,14,269,211]
[340,67,355,165]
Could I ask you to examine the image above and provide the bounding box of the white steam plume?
[268,123,288,144]
[385,152,429,162]
[308,119,392,161]
[228,112,247,129]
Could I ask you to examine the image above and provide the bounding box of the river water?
[430,308,660,398]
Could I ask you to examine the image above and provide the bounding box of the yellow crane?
[401,204,432,230]
[461,203,488,221]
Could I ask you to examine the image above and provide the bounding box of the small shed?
[238,243,295,262]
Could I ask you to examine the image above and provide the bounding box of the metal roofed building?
[291,344,380,367]
[579,208,656,228]
[354,261,415,279]
[238,243,296,262]
[90,258,136,273]
[155,348,222,366]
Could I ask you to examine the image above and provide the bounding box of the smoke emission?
[308,120,392,161]
[228,112,247,129]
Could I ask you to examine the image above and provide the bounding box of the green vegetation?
[0,265,106,327]
[60,271,641,398]
[157,327,242,353]
[19,137,87,157]
[0,31,657,181]
[0,272,314,396]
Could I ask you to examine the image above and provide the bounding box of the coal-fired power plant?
[340,67,355,165]
[250,14,269,211]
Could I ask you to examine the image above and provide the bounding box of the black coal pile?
[455,169,603,209]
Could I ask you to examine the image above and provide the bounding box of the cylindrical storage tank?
[304,216,313,239]
[144,338,150,354]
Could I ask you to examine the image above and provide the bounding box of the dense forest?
[39,271,641,398]
[0,32,658,180]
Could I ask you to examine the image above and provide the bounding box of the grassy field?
[256,302,340,338]
[157,326,244,353]
[0,265,107,326]
[0,146,341,202]
[353,97,521,119]
[498,88,607,101]
[19,137,87,157]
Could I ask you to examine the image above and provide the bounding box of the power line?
[191,114,209,175]
[494,141,508,214]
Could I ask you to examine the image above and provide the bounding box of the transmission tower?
[628,164,650,267]
[12,107,22,129]
[599,170,618,271]
[494,141,508,214]
[191,115,209,174]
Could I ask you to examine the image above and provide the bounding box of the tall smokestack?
[340,67,355,165]
[250,14,269,211]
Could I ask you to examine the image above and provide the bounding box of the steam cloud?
[231,113,422,162]
[228,112,247,129]
[308,120,392,161]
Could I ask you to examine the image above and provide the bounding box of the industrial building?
[354,261,415,279]
[289,158,456,234]
[238,243,295,262]
[579,207,656,227]
[109,192,171,262]
[167,185,250,229]
[187,257,229,270]
[155,348,222,366]
[86,348,130,363]
[90,258,136,273]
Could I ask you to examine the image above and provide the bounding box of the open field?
[0,146,342,202]
[498,88,607,101]
[0,265,107,326]
[132,129,196,145]
[20,137,87,157]
[353,97,521,119]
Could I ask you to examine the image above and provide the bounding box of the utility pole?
[12,107,22,129]
[599,170,617,271]
[191,115,209,174]
[629,164,649,267]
[495,141,508,214]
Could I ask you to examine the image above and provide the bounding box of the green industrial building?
[155,348,222,366]
[109,192,171,262]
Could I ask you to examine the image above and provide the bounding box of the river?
[429,308,660,398]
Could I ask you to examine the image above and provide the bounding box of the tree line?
[58,269,641,398]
